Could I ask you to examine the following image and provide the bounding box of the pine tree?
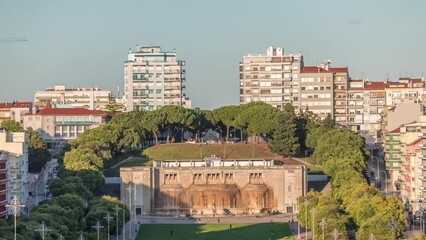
[269,112,300,157]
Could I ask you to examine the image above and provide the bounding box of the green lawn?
[103,157,147,177]
[144,143,279,160]
[136,223,294,240]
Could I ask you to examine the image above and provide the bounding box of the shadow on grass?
[136,223,294,240]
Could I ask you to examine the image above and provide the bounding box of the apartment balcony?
[55,121,95,125]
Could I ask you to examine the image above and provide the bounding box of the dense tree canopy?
[27,127,51,173]
[0,120,23,132]
[269,112,299,157]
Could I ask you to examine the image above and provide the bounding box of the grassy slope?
[143,143,278,160]
[104,143,323,177]
[136,223,294,240]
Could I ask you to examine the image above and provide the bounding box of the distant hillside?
[144,142,280,160]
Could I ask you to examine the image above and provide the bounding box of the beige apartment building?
[239,46,303,111]
[300,62,349,124]
[347,80,386,144]
[123,45,191,111]
[121,159,307,216]
[23,105,107,144]
[0,131,28,209]
[34,85,111,110]
[0,102,32,124]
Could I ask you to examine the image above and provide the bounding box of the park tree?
[0,120,23,132]
[110,110,146,143]
[27,127,51,173]
[313,129,368,172]
[213,105,239,141]
[235,103,281,143]
[188,109,215,142]
[49,176,92,199]
[269,112,299,157]
[160,106,196,143]
[63,148,104,171]
[141,109,167,145]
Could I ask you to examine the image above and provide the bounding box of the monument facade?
[120,158,307,216]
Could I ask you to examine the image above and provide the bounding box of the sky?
[1,0,425,109]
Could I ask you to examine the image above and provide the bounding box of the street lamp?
[78,233,85,240]
[34,222,53,240]
[333,228,339,240]
[126,184,134,239]
[379,170,388,195]
[104,212,114,240]
[320,219,326,240]
[6,195,26,240]
[311,208,316,240]
[113,204,122,240]
[305,199,308,240]
[92,221,104,240]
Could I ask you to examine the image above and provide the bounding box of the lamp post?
[122,201,126,240]
[320,219,326,240]
[305,199,308,240]
[34,222,52,240]
[311,208,316,240]
[126,185,134,239]
[113,204,122,240]
[104,212,114,240]
[379,170,388,195]
[387,217,398,240]
[6,195,26,240]
[333,228,339,240]
[78,233,85,240]
[92,221,104,240]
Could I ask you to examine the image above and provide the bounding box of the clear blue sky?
[1,0,425,109]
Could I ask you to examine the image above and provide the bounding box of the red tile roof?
[301,66,348,73]
[28,108,106,116]
[389,127,400,134]
[364,81,386,90]
[407,138,421,146]
[350,79,363,82]
[348,81,386,91]
[0,102,32,108]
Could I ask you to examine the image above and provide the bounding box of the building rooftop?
[27,107,106,116]
[0,102,32,108]
[301,66,348,73]
[389,127,401,134]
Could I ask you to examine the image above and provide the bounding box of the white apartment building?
[239,46,303,111]
[123,45,191,111]
[23,105,107,144]
[0,131,28,210]
[34,85,112,110]
[385,78,424,106]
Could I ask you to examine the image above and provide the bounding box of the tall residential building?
[300,63,349,124]
[34,85,112,110]
[0,151,7,218]
[239,46,303,111]
[123,45,191,111]
[23,104,107,148]
[347,80,386,145]
[0,131,28,210]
